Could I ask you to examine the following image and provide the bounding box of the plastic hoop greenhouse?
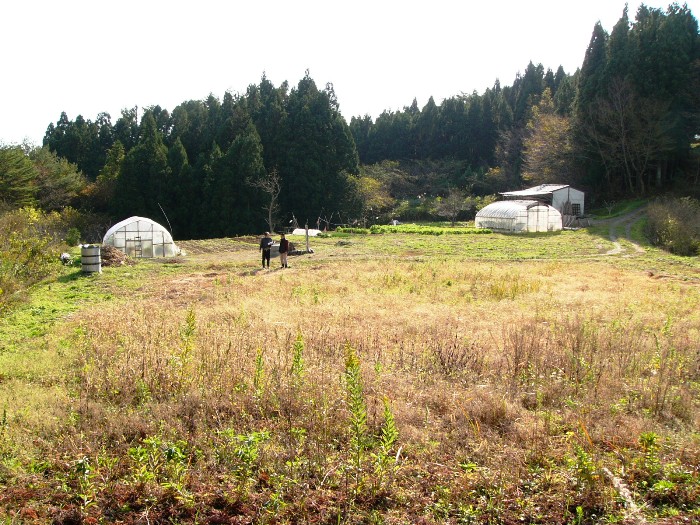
[474,200,562,233]
[102,216,180,258]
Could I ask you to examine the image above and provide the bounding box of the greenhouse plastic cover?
[476,200,542,218]
[103,216,180,257]
[475,200,562,232]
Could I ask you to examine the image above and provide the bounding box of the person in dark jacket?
[278,233,289,268]
[259,232,273,268]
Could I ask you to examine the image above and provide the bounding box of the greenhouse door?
[125,237,140,257]
[527,207,548,232]
[125,237,153,258]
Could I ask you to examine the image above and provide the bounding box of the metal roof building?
[500,184,585,218]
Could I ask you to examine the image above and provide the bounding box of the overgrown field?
[1,226,699,524]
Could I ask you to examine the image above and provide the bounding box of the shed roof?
[476,200,543,219]
[499,184,572,198]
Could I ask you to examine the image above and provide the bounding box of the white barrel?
[81,244,102,273]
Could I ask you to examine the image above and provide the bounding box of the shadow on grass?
[56,267,94,283]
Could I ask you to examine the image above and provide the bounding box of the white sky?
[2,0,697,147]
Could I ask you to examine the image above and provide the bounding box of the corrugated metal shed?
[500,184,585,217]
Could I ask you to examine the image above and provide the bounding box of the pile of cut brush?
[100,244,136,267]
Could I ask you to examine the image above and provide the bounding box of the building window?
[571,203,581,216]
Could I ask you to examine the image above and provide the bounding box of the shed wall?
[551,187,585,216]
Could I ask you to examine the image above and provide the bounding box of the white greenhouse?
[474,200,562,233]
[103,216,180,257]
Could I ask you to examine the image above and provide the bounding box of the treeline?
[350,3,699,197]
[2,3,699,240]
[41,73,358,239]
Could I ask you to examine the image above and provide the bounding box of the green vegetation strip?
[337,224,492,235]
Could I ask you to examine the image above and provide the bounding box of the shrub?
[645,197,700,256]
[0,207,66,311]
[65,227,81,246]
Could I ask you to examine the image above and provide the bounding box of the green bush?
[645,197,700,256]
[65,227,81,246]
[0,207,66,311]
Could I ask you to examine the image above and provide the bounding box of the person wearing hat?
[259,232,273,268]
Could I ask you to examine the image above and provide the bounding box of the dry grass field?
[1,225,699,524]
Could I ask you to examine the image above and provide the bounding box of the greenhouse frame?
[475,200,562,233]
[102,216,180,257]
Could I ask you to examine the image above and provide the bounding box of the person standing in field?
[278,233,289,268]
[260,232,273,268]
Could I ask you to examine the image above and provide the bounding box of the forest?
[1,3,699,240]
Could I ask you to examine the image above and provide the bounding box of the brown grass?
[2,235,699,524]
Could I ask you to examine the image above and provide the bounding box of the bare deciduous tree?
[435,187,470,227]
[249,169,281,233]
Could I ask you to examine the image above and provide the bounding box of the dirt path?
[593,207,648,255]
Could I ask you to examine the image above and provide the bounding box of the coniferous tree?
[280,73,358,226]
[0,146,37,207]
[114,113,169,219]
[213,122,266,235]
[512,62,545,125]
[554,73,577,115]
[170,100,210,164]
[575,6,699,195]
[112,107,139,152]
[164,137,192,238]
[249,74,289,174]
[196,142,223,237]
[89,140,125,213]
[576,22,609,118]
[416,96,439,158]
[349,114,373,164]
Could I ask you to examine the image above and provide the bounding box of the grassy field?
[1,222,699,524]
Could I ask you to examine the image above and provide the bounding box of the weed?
[291,331,305,385]
[0,406,6,437]
[568,445,598,490]
[344,344,368,476]
[127,434,195,508]
[218,429,270,491]
[175,306,197,392]
[254,347,265,400]
[637,431,662,482]
[372,396,400,493]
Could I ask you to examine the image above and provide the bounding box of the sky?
[2,0,697,147]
